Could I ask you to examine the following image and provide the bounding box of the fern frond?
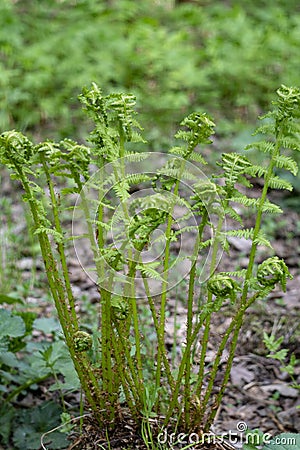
[230,195,258,208]
[245,141,275,154]
[199,239,213,250]
[161,167,197,182]
[252,123,276,136]
[230,195,282,214]
[273,154,298,176]
[268,175,293,191]
[226,228,253,240]
[173,225,199,237]
[246,165,267,178]
[217,152,252,186]
[223,206,243,225]
[173,112,215,159]
[92,220,111,231]
[124,173,152,186]
[222,269,248,278]
[283,121,300,135]
[261,200,283,214]
[123,152,150,162]
[34,227,64,243]
[113,180,131,201]
[189,151,207,164]
[169,146,187,157]
[278,136,300,153]
[137,262,164,281]
[253,231,273,248]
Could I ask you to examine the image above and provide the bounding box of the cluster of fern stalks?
[0,83,299,438]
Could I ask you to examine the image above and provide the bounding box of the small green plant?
[0,297,76,448]
[0,84,299,442]
[263,331,300,393]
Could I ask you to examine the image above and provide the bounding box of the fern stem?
[142,273,175,391]
[111,322,141,419]
[40,153,78,329]
[195,212,224,405]
[99,287,116,420]
[113,319,144,406]
[183,210,208,428]
[241,131,282,305]
[163,312,208,427]
[202,293,260,431]
[15,164,104,424]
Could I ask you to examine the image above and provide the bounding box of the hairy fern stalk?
[0,84,299,438]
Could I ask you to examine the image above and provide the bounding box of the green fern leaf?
[113,181,131,201]
[137,263,164,281]
[34,227,64,243]
[189,151,207,164]
[261,199,283,214]
[273,154,298,176]
[226,228,253,239]
[246,165,267,178]
[252,123,276,136]
[278,136,300,152]
[223,269,248,278]
[224,206,243,225]
[245,141,275,154]
[253,231,273,248]
[217,152,252,186]
[268,175,293,191]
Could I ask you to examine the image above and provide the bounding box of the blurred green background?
[1,0,300,150]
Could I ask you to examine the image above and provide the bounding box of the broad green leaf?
[261,433,300,450]
[33,317,61,334]
[0,309,25,338]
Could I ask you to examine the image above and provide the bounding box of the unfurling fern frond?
[79,83,144,163]
[216,152,252,189]
[111,296,130,321]
[105,92,141,141]
[257,256,293,292]
[129,207,167,250]
[275,84,300,122]
[0,131,34,168]
[172,112,215,160]
[207,273,240,303]
[60,139,91,178]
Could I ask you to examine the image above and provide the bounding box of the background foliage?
[1,0,300,147]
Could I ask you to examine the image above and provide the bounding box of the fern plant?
[0,84,299,441]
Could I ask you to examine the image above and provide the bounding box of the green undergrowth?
[1,0,300,149]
